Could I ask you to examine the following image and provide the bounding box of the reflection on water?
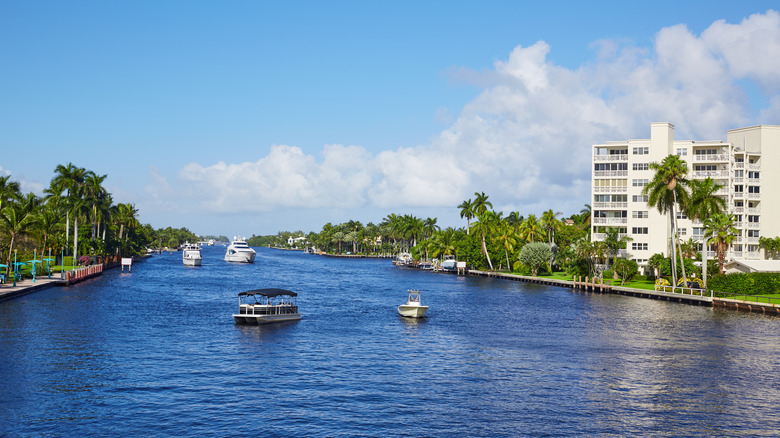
[1,246,779,436]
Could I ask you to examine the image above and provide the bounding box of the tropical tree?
[471,209,497,271]
[494,221,517,271]
[603,227,633,265]
[540,209,562,247]
[643,154,690,286]
[517,242,553,276]
[458,198,475,235]
[518,214,544,243]
[703,213,739,274]
[0,202,35,275]
[685,177,726,288]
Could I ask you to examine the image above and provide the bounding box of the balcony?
[734,221,744,228]
[693,154,729,162]
[733,177,744,183]
[748,193,760,199]
[735,162,745,169]
[733,207,744,214]
[745,251,762,260]
[592,217,628,225]
[592,233,628,241]
[747,222,760,229]
[593,186,627,193]
[747,236,760,244]
[748,163,760,170]
[594,155,629,162]
[748,178,760,184]
[593,170,628,178]
[733,192,745,199]
[592,202,628,209]
[747,207,761,214]
[693,170,729,178]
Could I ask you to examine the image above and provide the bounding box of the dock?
[460,269,779,315]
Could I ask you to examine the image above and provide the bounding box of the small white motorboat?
[233,288,301,324]
[225,236,256,263]
[397,289,428,318]
[182,242,202,266]
[440,255,457,271]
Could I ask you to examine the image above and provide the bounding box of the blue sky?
[2,1,780,236]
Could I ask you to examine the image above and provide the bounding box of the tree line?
[0,164,198,276]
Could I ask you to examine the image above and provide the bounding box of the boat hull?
[183,257,202,266]
[225,252,256,263]
[233,313,301,324]
[397,305,428,318]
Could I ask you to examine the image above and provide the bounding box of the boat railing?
[241,304,299,315]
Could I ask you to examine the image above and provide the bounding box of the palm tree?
[685,177,726,288]
[0,202,34,276]
[643,154,690,286]
[0,175,22,212]
[48,163,88,255]
[472,192,492,217]
[604,227,633,265]
[704,213,739,274]
[540,209,562,247]
[472,210,497,270]
[494,221,517,271]
[83,172,108,245]
[458,198,475,235]
[518,214,544,243]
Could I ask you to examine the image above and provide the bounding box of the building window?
[693,227,704,237]
[748,186,760,194]
[676,212,687,219]
[632,163,649,171]
[632,179,648,187]
[679,228,687,236]
[748,171,760,178]
[632,195,648,202]
[632,147,649,155]
[748,215,760,223]
[676,148,688,156]
[734,185,744,193]
[631,243,648,251]
[747,230,760,237]
[632,211,648,218]
[632,227,648,234]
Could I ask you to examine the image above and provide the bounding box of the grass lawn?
[714,292,780,305]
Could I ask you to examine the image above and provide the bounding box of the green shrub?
[708,272,780,295]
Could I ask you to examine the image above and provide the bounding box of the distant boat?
[440,255,457,270]
[397,290,428,318]
[393,252,412,266]
[182,242,202,266]
[225,236,256,263]
[233,288,301,324]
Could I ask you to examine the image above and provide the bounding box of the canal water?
[1,246,779,437]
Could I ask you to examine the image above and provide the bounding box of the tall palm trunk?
[73,215,79,267]
[672,190,687,285]
[481,232,494,270]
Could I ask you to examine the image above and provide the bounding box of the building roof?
[723,260,780,273]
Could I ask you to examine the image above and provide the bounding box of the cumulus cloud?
[147,10,780,221]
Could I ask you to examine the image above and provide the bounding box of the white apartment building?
[592,122,780,272]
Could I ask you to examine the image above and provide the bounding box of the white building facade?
[592,123,780,272]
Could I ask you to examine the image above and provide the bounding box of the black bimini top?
[239,288,297,297]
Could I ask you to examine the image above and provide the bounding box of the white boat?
[440,255,457,270]
[393,252,413,266]
[397,289,428,318]
[182,242,202,266]
[233,288,301,324]
[225,236,256,263]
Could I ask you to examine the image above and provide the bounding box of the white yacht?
[233,289,301,324]
[225,236,256,263]
[182,242,202,266]
[397,290,428,318]
[440,255,457,271]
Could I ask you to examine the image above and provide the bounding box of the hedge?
[708,273,780,295]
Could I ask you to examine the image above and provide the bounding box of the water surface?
[1,247,778,437]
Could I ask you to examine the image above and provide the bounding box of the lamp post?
[12,249,17,287]
[48,248,52,279]
[32,249,36,283]
[61,247,65,280]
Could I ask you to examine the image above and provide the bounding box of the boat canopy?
[239,288,297,297]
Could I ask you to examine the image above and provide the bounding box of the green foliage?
[612,257,639,285]
[708,273,780,295]
[517,242,553,276]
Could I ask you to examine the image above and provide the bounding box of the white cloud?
[147,10,780,224]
